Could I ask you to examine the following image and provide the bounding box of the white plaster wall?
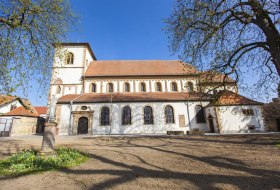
[217,105,264,133]
[203,85,237,94]
[0,100,22,114]
[57,101,212,135]
[54,46,85,67]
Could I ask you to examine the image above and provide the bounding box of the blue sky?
[16,0,276,106]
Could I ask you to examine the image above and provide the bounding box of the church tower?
[47,43,96,121]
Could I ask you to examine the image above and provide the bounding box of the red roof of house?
[210,90,262,106]
[34,107,48,115]
[0,95,18,106]
[57,92,210,103]
[4,106,39,117]
[84,60,197,77]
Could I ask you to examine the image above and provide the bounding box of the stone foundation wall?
[11,117,38,135]
[263,99,280,132]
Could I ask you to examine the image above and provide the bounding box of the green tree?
[165,0,280,97]
[0,0,77,95]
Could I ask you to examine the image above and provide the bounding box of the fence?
[0,118,13,137]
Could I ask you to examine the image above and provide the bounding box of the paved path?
[0,134,280,190]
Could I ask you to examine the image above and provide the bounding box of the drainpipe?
[185,99,192,130]
[68,94,83,135]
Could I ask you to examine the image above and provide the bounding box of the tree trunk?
[249,0,280,76]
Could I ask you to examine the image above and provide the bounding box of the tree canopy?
[0,0,76,95]
[165,0,280,98]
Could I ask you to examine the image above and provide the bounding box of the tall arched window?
[144,106,153,124]
[196,106,206,123]
[66,52,74,64]
[165,106,175,123]
[171,82,178,92]
[124,83,130,92]
[140,82,146,92]
[122,106,131,125]
[187,82,194,92]
[100,107,110,126]
[56,86,61,94]
[108,83,114,93]
[155,82,162,92]
[91,83,96,93]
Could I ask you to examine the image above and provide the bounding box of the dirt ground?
[0,134,279,190]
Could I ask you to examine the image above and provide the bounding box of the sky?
[16,0,277,106]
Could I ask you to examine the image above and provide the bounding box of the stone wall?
[263,99,280,132]
[11,116,38,135]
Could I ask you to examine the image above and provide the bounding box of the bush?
[0,147,88,176]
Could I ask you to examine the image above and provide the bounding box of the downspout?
[185,99,192,130]
[68,94,83,135]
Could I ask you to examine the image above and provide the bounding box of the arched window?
[122,106,131,125]
[56,86,61,94]
[140,82,146,92]
[100,107,110,126]
[66,52,74,64]
[187,82,194,92]
[91,83,96,93]
[155,82,162,92]
[171,82,178,92]
[144,106,153,125]
[108,83,114,93]
[165,106,175,123]
[196,106,206,123]
[124,83,130,92]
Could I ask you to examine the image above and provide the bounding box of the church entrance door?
[208,114,215,133]
[78,117,88,134]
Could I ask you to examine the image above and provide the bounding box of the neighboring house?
[47,43,265,135]
[0,95,39,136]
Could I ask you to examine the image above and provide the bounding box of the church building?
[47,43,265,135]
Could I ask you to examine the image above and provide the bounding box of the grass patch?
[277,144,280,148]
[0,147,88,176]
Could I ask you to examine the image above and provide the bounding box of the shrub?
[0,147,88,176]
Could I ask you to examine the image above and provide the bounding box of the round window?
[81,106,87,110]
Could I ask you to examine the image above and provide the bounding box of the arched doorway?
[78,117,88,134]
[208,114,215,133]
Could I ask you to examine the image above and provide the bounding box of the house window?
[196,105,206,123]
[155,82,162,92]
[140,82,146,92]
[91,83,96,93]
[100,107,110,126]
[122,106,131,125]
[165,106,175,123]
[56,86,61,94]
[66,52,74,64]
[171,82,178,92]
[144,106,153,125]
[124,83,130,92]
[187,82,194,92]
[108,83,114,93]
[242,109,254,116]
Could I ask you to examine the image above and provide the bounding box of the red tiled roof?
[34,107,47,115]
[199,71,235,83]
[84,60,197,77]
[0,95,18,106]
[57,92,210,103]
[4,106,39,117]
[210,90,262,106]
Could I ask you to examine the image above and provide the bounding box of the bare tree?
[165,0,280,98]
[0,0,77,95]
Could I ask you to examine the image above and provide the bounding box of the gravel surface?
[0,134,279,190]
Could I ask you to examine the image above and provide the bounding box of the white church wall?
[57,101,212,135]
[217,105,264,133]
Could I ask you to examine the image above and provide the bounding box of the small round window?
[81,106,88,110]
